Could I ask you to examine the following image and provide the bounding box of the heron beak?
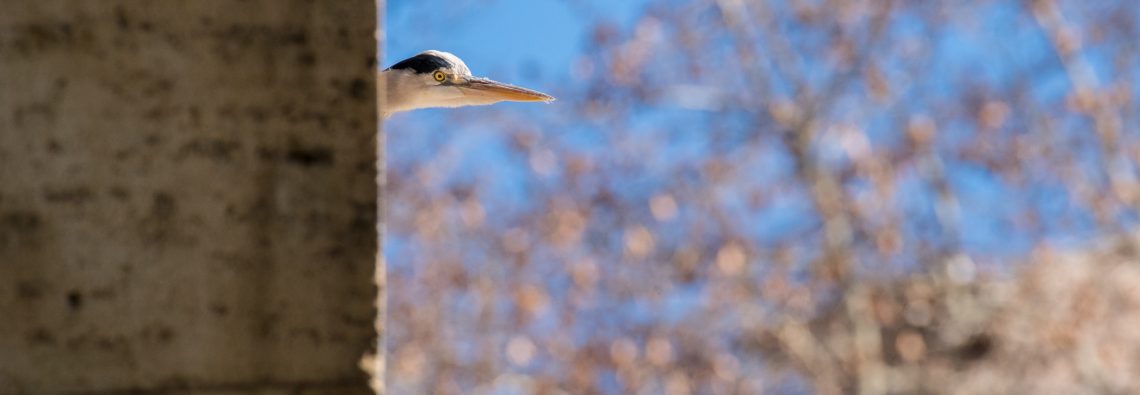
[458,77,555,103]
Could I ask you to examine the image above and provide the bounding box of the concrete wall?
[0,2,380,394]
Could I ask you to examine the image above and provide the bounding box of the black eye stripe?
[386,53,453,74]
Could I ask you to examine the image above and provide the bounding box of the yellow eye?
[432,71,446,82]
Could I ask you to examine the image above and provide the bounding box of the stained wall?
[0,2,380,394]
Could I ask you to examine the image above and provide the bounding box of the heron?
[380,50,555,118]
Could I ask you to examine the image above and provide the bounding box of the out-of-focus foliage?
[385,0,1140,393]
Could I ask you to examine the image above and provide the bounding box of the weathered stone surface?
[0,2,379,394]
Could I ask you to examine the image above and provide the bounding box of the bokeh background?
[383,1,1140,394]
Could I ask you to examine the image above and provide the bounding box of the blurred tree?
[385,0,1140,394]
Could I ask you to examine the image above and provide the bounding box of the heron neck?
[379,69,418,118]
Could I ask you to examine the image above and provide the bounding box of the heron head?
[382,50,554,116]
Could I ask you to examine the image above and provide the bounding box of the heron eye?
[432,71,447,82]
